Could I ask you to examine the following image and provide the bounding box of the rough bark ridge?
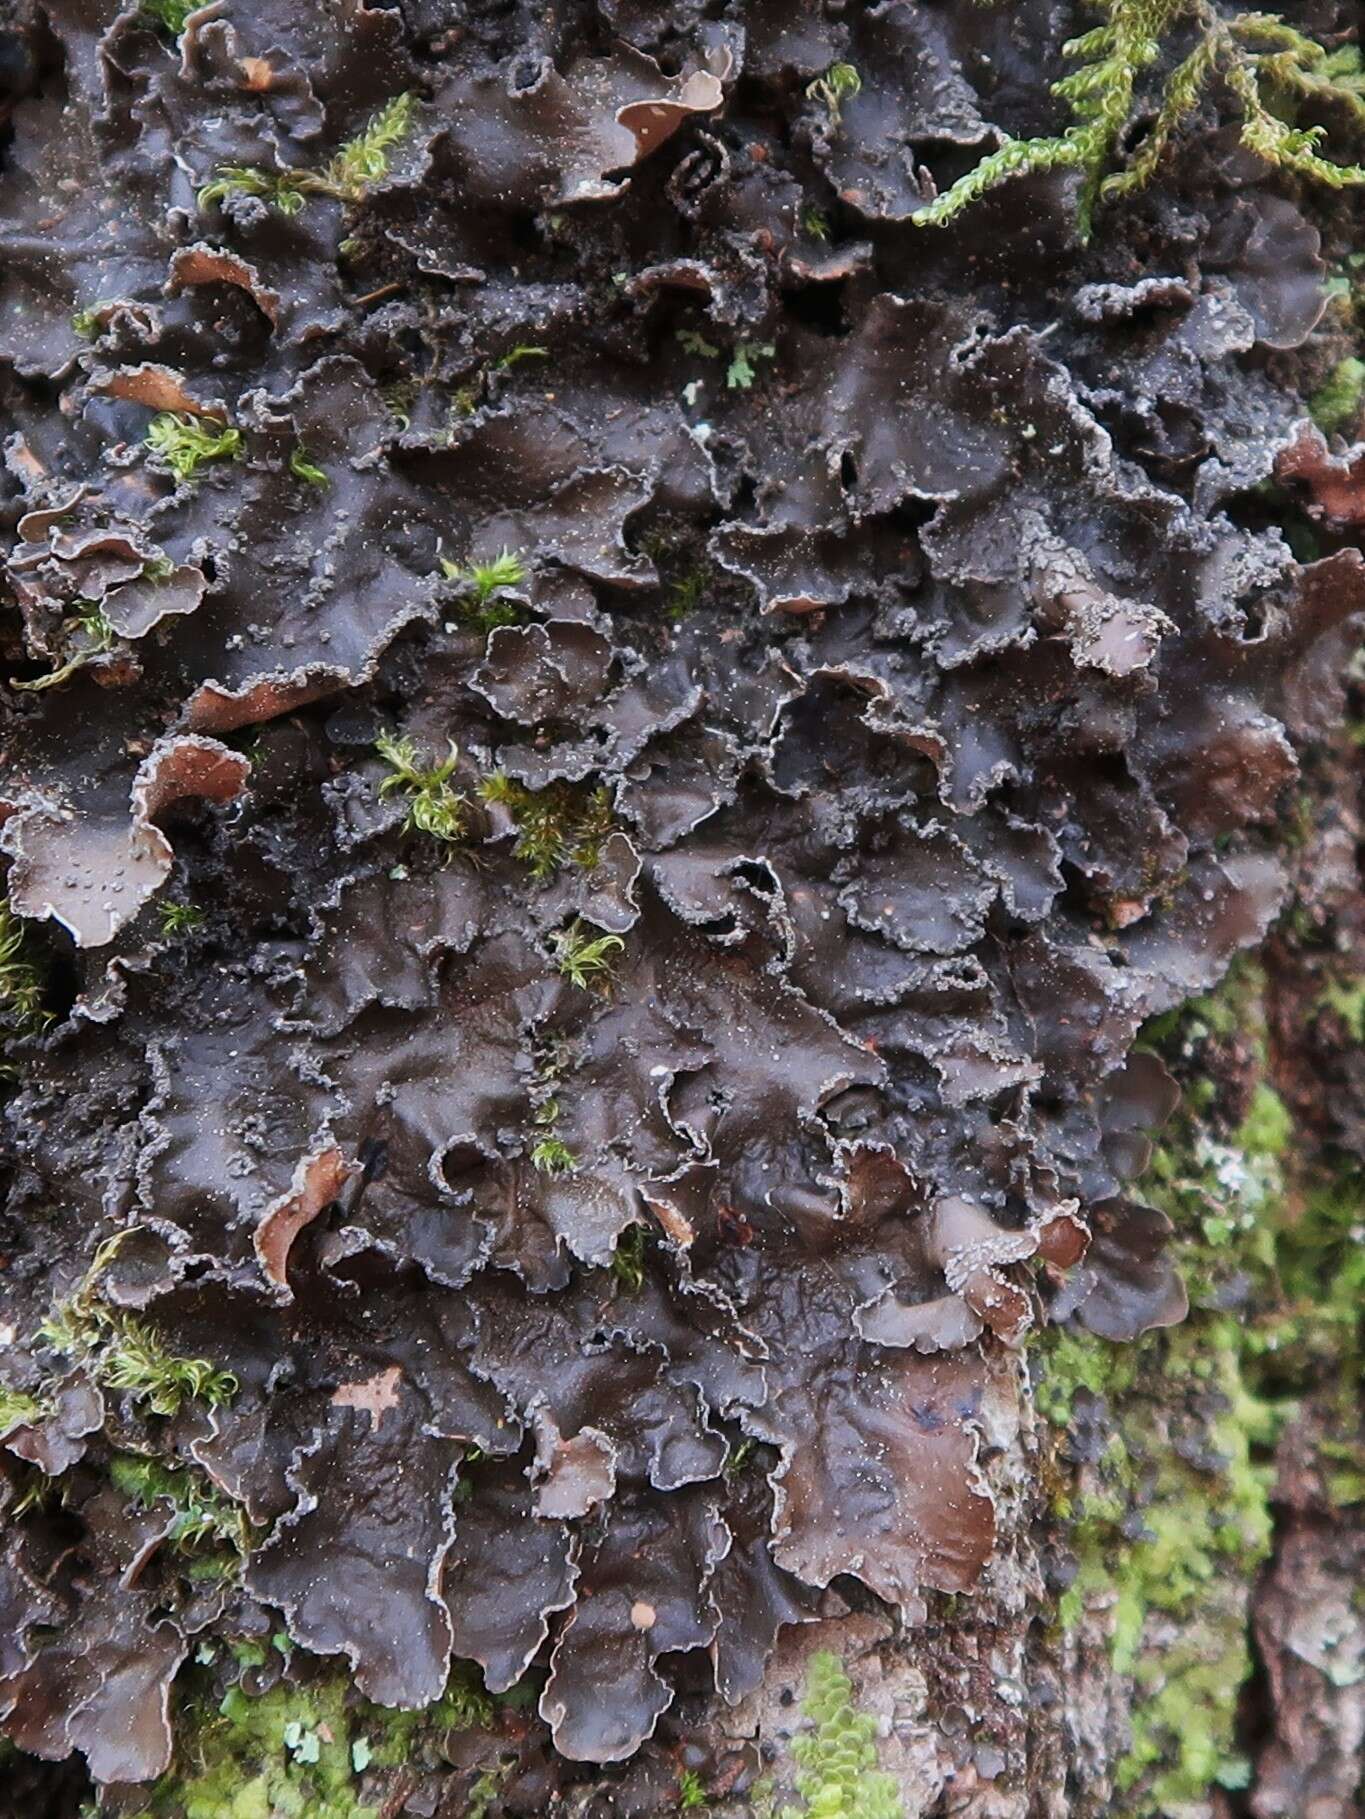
[0,1,1363,1815]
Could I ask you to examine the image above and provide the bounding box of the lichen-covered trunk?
[693,727,1365,1819]
[3,3,1365,1818]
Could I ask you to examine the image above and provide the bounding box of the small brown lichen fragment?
[331,1366,403,1431]
[3,735,249,947]
[1276,424,1365,527]
[532,1412,618,1520]
[167,245,281,325]
[90,364,226,417]
[254,1145,358,1294]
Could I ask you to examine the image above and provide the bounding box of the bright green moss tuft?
[0,1385,45,1432]
[140,0,199,35]
[1309,356,1365,433]
[678,1766,709,1808]
[199,93,416,216]
[145,412,243,482]
[40,1229,238,1417]
[551,920,625,991]
[289,447,328,487]
[375,733,466,844]
[438,548,530,630]
[128,1659,493,1819]
[806,63,863,132]
[109,1452,253,1557]
[158,900,206,937]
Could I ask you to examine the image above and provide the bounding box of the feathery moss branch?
[915,0,1365,239]
[320,91,417,200]
[529,1099,578,1177]
[198,92,416,215]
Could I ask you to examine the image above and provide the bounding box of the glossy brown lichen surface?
[0,0,1361,1791]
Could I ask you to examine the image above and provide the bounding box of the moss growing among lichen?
[915,2,1365,238]
[40,1230,238,1418]
[1036,960,1365,1811]
[128,1676,373,1819]
[0,897,51,1035]
[477,773,616,880]
[127,1660,494,1819]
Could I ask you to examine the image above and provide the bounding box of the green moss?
[777,1651,900,1819]
[610,1222,647,1293]
[375,732,466,845]
[129,1660,492,1819]
[914,1,1365,238]
[1033,1327,1137,1428]
[288,447,328,488]
[0,897,52,1034]
[158,900,205,937]
[12,600,117,693]
[139,0,198,36]
[667,565,709,621]
[131,1677,371,1819]
[805,63,862,132]
[439,547,529,610]
[1039,963,1365,1810]
[477,773,616,880]
[199,94,416,216]
[530,1135,578,1177]
[1318,975,1365,1042]
[109,1452,253,1558]
[0,1384,45,1432]
[678,1766,709,1808]
[551,920,624,991]
[493,345,550,371]
[364,1664,492,1768]
[1235,1082,1292,1160]
[71,303,109,338]
[434,545,531,633]
[726,342,776,390]
[321,93,416,200]
[41,1303,237,1418]
[39,1228,238,1418]
[1310,356,1365,433]
[145,413,243,483]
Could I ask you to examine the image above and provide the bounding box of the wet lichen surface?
[1,1,1364,1814]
